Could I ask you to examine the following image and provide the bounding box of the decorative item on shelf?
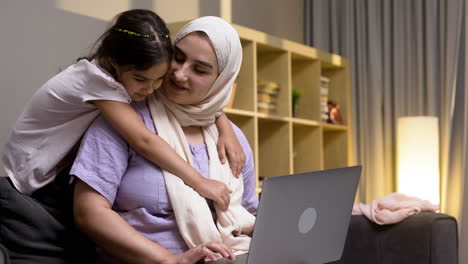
[320,76,330,122]
[226,82,237,108]
[292,88,301,117]
[326,100,343,125]
[257,79,280,114]
[397,116,440,205]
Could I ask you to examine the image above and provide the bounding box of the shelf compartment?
[256,43,290,117]
[291,57,321,121]
[230,39,256,112]
[225,113,256,156]
[321,61,350,126]
[293,123,322,173]
[258,118,291,178]
[323,130,349,170]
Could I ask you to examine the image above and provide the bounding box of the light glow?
[397,116,440,205]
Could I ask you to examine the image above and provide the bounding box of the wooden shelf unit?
[168,22,353,193]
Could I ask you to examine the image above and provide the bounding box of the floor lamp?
[397,116,440,205]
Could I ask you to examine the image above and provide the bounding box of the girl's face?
[115,60,169,101]
[161,32,219,105]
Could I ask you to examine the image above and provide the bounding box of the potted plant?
[292,88,301,117]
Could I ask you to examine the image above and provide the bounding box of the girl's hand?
[194,178,232,211]
[215,113,246,178]
[164,242,235,264]
[217,133,246,178]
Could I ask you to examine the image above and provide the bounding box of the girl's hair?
[85,9,172,73]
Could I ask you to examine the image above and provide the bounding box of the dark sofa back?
[329,212,458,264]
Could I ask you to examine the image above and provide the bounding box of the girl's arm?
[215,113,246,178]
[93,100,231,211]
[74,180,234,264]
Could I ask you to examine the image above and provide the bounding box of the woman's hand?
[194,178,232,211]
[217,132,246,178]
[164,242,235,264]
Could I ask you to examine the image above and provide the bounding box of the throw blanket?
[352,192,439,225]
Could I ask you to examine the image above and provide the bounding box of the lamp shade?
[397,116,439,205]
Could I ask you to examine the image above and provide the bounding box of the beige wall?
[56,0,222,23]
[0,0,303,175]
[56,0,305,41]
[232,0,304,43]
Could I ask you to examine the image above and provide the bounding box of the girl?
[2,9,245,210]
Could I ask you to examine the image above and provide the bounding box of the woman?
[71,16,257,264]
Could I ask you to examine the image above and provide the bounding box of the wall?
[0,0,303,175]
[232,0,304,43]
[0,0,107,176]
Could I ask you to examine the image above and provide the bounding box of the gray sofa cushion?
[329,212,458,264]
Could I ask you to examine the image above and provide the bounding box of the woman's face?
[115,60,169,102]
[161,32,220,105]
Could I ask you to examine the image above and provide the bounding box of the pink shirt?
[2,59,131,195]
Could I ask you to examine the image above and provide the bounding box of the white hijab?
[148,16,255,253]
[155,16,242,126]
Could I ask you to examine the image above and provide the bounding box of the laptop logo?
[298,208,317,234]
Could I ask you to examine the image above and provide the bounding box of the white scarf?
[148,16,255,253]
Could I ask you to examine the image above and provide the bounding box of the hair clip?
[114,28,149,38]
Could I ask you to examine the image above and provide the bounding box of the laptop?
[208,165,361,264]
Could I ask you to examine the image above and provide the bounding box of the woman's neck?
[182,126,204,145]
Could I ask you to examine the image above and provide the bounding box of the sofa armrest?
[0,243,9,264]
[329,212,458,264]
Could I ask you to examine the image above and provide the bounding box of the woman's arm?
[93,100,231,211]
[74,180,234,264]
[215,113,246,178]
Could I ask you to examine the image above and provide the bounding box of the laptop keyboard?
[204,253,248,264]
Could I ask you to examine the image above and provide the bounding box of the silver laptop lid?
[247,166,361,264]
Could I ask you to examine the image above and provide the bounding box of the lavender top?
[70,101,258,262]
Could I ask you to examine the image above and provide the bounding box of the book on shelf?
[257,92,278,104]
[320,75,330,83]
[257,79,280,95]
[321,101,329,121]
[320,87,329,97]
[320,76,330,122]
[257,79,280,114]
[257,101,277,114]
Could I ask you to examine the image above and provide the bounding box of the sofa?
[329,212,459,264]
